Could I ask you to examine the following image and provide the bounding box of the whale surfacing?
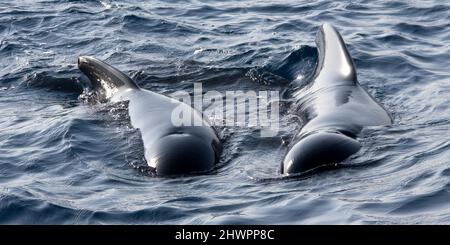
[282,24,392,175]
[78,56,222,176]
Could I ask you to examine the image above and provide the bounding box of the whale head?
[281,132,361,175]
[146,131,222,176]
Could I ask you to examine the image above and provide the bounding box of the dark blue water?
[1,0,450,224]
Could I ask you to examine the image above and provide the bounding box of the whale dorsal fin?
[312,24,358,89]
[78,56,140,97]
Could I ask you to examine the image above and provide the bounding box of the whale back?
[282,24,393,175]
[77,56,223,176]
[311,23,358,90]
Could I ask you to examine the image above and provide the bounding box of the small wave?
[24,71,85,93]
[265,45,317,81]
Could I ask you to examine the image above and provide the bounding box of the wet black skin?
[78,56,222,176]
[282,24,392,175]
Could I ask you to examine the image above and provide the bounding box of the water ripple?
[0,0,449,224]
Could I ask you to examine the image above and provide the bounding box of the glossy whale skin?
[282,24,392,175]
[78,56,222,176]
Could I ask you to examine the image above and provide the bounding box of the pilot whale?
[78,56,222,175]
[281,24,392,175]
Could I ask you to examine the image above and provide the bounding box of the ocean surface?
[1,0,449,224]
